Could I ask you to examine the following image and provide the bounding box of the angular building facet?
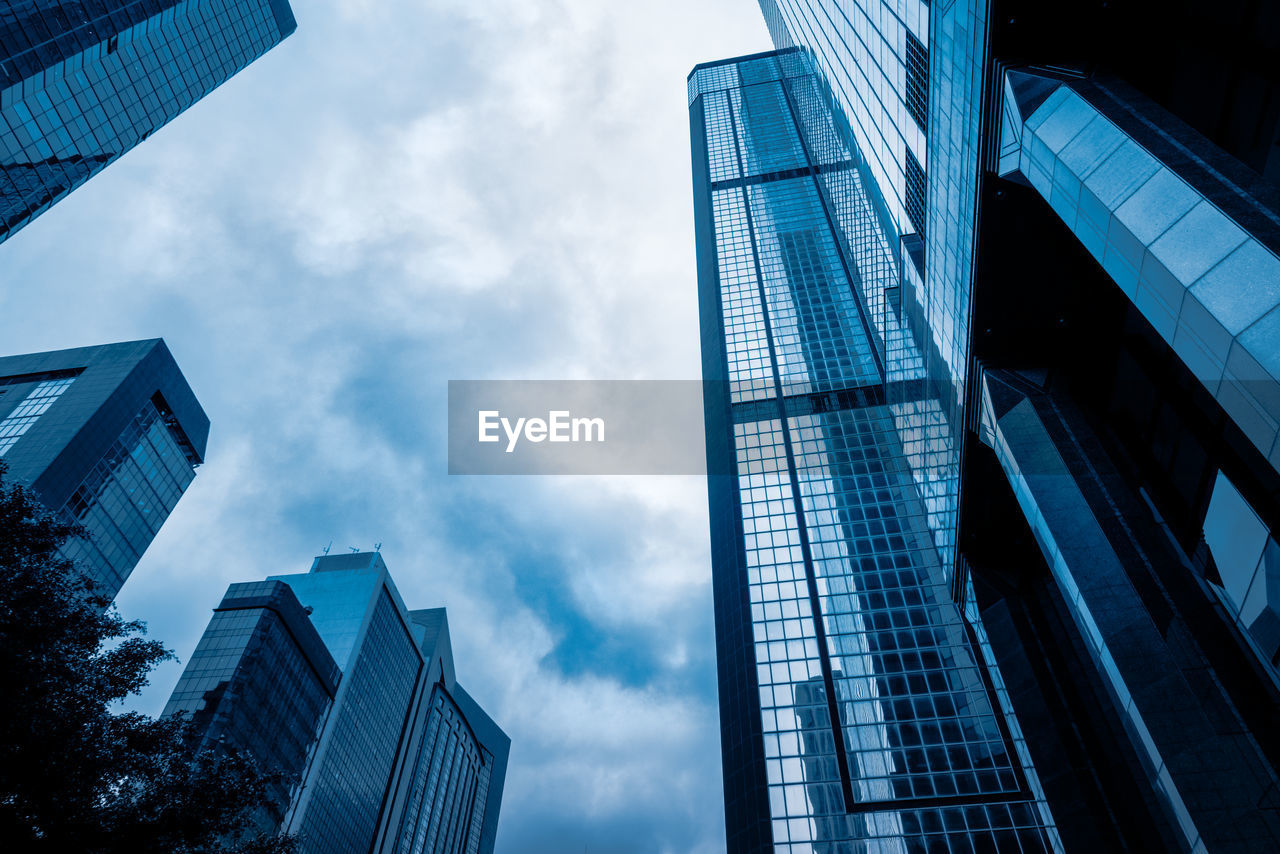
[165,551,510,854]
[693,1,1280,851]
[0,338,208,600]
[0,0,297,244]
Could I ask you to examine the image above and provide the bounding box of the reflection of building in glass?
[695,1,1280,851]
[0,0,296,244]
[0,339,208,601]
[166,551,510,854]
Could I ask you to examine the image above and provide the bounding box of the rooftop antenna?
[349,546,360,553]
[321,541,332,556]
[374,541,383,552]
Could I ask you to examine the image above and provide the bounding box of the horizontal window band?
[730,379,932,424]
[837,786,1034,816]
[711,159,855,191]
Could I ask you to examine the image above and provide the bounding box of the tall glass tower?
[166,551,511,854]
[695,1,1280,851]
[690,50,1060,853]
[0,338,208,601]
[0,0,297,244]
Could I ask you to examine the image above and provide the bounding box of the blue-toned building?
[166,551,510,854]
[693,1,1280,852]
[691,48,1060,853]
[0,338,208,601]
[163,580,340,835]
[0,0,297,244]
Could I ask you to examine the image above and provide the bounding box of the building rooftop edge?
[686,46,800,81]
[0,337,165,366]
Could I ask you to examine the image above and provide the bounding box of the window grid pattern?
[0,376,75,456]
[791,409,1021,803]
[736,418,837,848]
[395,687,485,854]
[465,754,493,854]
[163,583,334,834]
[904,149,925,238]
[758,0,930,237]
[296,591,421,854]
[750,177,881,395]
[755,1,977,575]
[904,28,928,134]
[705,89,742,183]
[712,183,777,404]
[688,61,741,106]
[732,82,807,178]
[0,0,292,243]
[693,51,1063,853]
[58,397,195,599]
[919,0,988,485]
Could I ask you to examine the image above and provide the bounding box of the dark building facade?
[0,0,297,244]
[0,338,208,600]
[162,580,340,835]
[693,1,1280,852]
[166,551,510,854]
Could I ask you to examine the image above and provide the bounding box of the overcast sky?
[0,1,768,852]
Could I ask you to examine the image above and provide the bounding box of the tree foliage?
[0,461,297,853]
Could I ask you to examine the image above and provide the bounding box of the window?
[905,150,926,238]
[0,376,76,456]
[905,29,929,133]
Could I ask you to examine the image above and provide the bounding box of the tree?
[0,461,298,853]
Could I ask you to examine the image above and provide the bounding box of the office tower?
[165,551,509,854]
[690,50,1059,852]
[163,580,340,835]
[0,339,208,600]
[693,1,1280,851]
[0,0,297,244]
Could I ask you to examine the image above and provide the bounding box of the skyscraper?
[0,0,297,244]
[0,338,208,601]
[690,49,1059,852]
[165,551,509,854]
[693,2,1280,851]
[162,579,340,836]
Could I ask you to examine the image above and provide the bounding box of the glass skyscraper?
[0,0,297,244]
[163,579,340,835]
[694,1,1280,851]
[0,338,208,601]
[166,551,510,854]
[691,49,1059,853]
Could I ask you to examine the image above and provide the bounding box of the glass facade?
[691,50,1059,852]
[0,0,296,243]
[394,686,488,854]
[750,0,988,577]
[253,554,510,854]
[163,580,339,834]
[294,588,421,854]
[59,396,196,596]
[0,339,208,601]
[757,0,929,240]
